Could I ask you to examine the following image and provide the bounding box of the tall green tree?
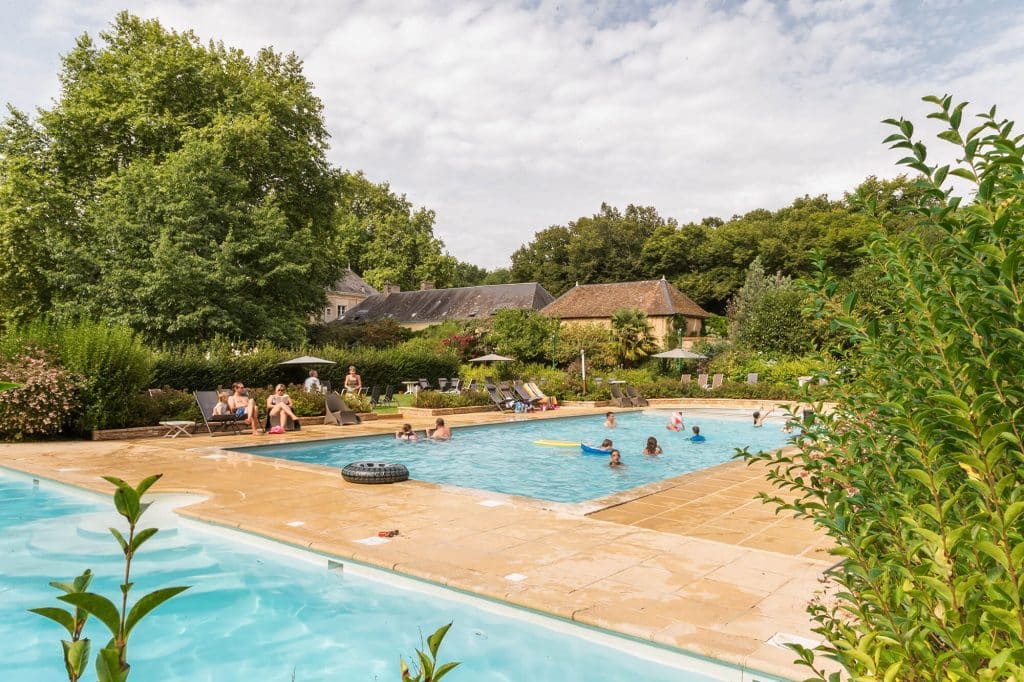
[0,13,340,345]
[484,309,558,363]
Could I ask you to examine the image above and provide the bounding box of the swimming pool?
[0,471,781,681]
[235,411,790,503]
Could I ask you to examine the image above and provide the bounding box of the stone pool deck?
[0,405,838,680]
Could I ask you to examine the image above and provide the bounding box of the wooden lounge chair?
[194,390,248,436]
[696,373,709,389]
[710,373,724,390]
[625,385,649,407]
[608,384,629,408]
[325,391,361,426]
[747,373,758,385]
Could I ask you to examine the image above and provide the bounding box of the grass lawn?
[371,390,415,414]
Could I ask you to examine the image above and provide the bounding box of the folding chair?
[625,385,649,407]
[194,390,248,436]
[380,385,397,406]
[437,378,449,392]
[369,385,381,405]
[710,373,724,390]
[697,373,709,389]
[418,378,433,391]
[325,391,361,425]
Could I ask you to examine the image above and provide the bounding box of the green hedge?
[152,345,461,393]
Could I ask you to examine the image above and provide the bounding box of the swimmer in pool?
[689,425,706,442]
[643,436,662,455]
[604,412,617,428]
[666,411,684,432]
[609,449,624,467]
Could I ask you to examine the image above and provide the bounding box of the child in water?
[666,411,684,432]
[643,437,662,455]
[609,449,624,467]
[689,425,706,442]
[395,423,418,441]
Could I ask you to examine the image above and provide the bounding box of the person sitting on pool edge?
[608,449,624,467]
[428,418,452,440]
[689,425,706,442]
[604,412,617,428]
[643,436,662,455]
[666,411,684,432]
[395,423,418,441]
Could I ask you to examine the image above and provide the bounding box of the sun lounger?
[325,391,361,426]
[696,373,709,389]
[194,390,248,436]
[746,373,758,385]
[486,384,516,412]
[608,384,629,408]
[418,378,433,391]
[680,374,691,386]
[625,385,649,407]
[513,381,543,409]
[710,373,724,390]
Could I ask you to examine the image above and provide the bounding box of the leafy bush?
[308,319,411,348]
[553,323,617,368]
[733,287,815,355]
[707,349,831,385]
[746,98,1024,679]
[2,319,153,431]
[483,309,558,364]
[0,351,82,440]
[413,390,491,409]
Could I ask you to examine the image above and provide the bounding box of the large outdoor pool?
[235,410,790,502]
[0,471,781,681]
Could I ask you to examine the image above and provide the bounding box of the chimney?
[420,280,435,290]
[382,283,401,295]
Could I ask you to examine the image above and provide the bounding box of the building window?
[338,305,345,318]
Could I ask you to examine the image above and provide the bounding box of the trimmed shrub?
[0,352,82,440]
[309,319,411,348]
[413,390,491,409]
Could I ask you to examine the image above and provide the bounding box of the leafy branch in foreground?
[401,623,460,682]
[742,96,1024,681]
[30,474,189,681]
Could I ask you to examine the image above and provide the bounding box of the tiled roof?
[329,268,378,297]
[541,279,711,319]
[339,283,555,324]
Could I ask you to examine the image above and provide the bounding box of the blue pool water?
[0,472,774,681]
[236,411,790,503]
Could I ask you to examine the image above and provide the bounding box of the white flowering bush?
[0,351,82,440]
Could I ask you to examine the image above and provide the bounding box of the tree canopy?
[0,13,340,345]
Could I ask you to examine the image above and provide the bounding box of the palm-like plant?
[610,308,657,366]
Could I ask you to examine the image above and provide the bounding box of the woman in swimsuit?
[228,382,260,435]
[344,366,363,394]
[266,384,298,430]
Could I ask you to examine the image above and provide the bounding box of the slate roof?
[329,268,378,297]
[339,283,555,324]
[541,279,711,319]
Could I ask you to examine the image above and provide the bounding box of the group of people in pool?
[395,418,452,441]
[591,411,707,468]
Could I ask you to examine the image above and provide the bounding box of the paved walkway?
[0,406,837,680]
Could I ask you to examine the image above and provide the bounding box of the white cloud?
[5,0,1024,267]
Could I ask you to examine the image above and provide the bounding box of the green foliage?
[744,97,1024,680]
[3,319,154,431]
[151,342,460,396]
[701,314,729,337]
[552,323,617,368]
[31,475,188,681]
[0,351,82,440]
[413,390,491,409]
[707,349,831,385]
[401,623,460,682]
[335,172,457,291]
[610,308,657,366]
[483,309,559,364]
[0,13,340,345]
[309,319,412,348]
[727,259,815,355]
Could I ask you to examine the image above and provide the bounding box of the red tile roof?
[541,279,710,319]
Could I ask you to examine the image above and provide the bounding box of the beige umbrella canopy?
[278,355,337,366]
[468,353,516,362]
[651,349,707,360]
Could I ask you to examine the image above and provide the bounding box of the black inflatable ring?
[341,461,410,484]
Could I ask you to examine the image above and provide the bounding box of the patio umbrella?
[651,349,707,360]
[278,355,337,366]
[468,353,516,362]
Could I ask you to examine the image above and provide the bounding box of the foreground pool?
[0,472,781,681]
[235,410,790,502]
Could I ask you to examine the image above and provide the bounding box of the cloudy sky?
[1,0,1021,268]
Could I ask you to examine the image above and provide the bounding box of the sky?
[1,0,1021,269]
